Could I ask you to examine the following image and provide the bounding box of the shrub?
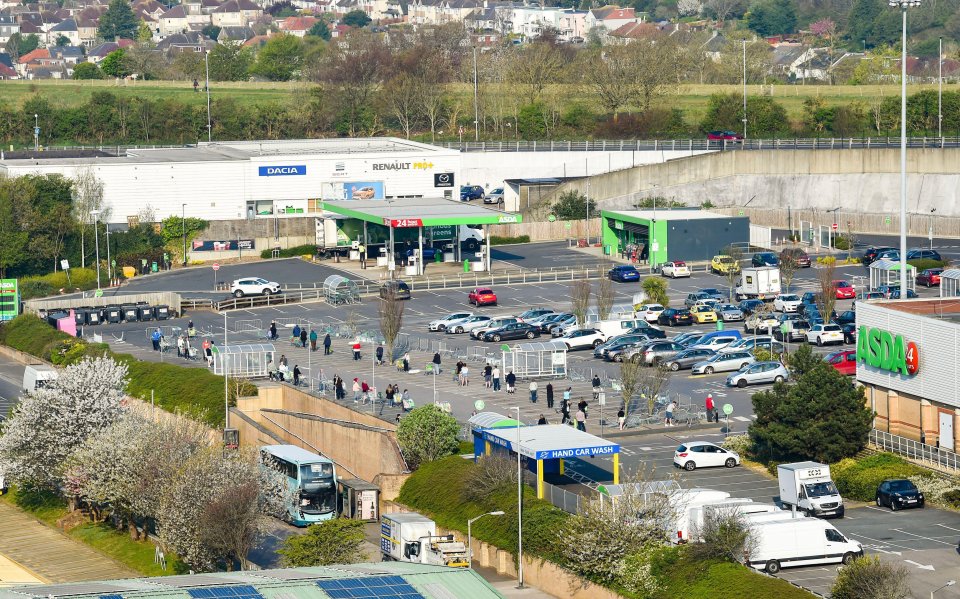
[721,434,752,457]
[260,244,317,259]
[277,518,366,566]
[396,405,460,469]
[941,489,960,508]
[832,453,931,501]
[489,235,530,246]
[832,235,852,250]
[641,277,669,306]
[907,258,948,271]
[19,268,100,299]
[831,556,910,599]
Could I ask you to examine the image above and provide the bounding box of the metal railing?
[541,480,586,514]
[870,429,960,472]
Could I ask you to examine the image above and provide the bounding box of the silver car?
[628,340,686,365]
[691,351,756,375]
[726,361,790,387]
[717,304,745,322]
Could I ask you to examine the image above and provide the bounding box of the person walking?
[575,408,586,432]
[492,365,501,391]
[505,370,516,394]
[334,374,344,400]
[592,374,602,399]
[292,324,302,344]
[546,383,554,409]
[293,365,301,386]
[358,243,366,269]
[529,380,538,403]
[309,329,318,351]
[385,384,395,405]
[461,364,470,386]
[361,380,370,404]
[560,400,570,425]
[432,352,442,374]
[323,333,332,355]
[352,340,361,361]
[618,407,626,430]
[563,386,572,408]
[537,414,547,425]
[455,360,465,384]
[665,400,676,427]
[705,393,716,423]
[483,364,492,388]
[577,398,588,418]
[299,328,308,349]
[352,378,361,402]
[151,328,162,351]
[376,345,384,366]
[402,352,410,372]
[269,321,278,341]
[176,335,185,358]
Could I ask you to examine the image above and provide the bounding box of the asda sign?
[856,326,919,376]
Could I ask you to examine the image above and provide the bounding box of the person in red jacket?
[705,393,717,423]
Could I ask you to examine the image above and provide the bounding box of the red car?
[827,350,857,376]
[833,280,856,299]
[916,268,943,287]
[707,130,744,141]
[468,287,497,306]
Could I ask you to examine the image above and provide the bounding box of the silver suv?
[627,340,685,365]
[230,277,281,298]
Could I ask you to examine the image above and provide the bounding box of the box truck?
[735,267,781,301]
[22,364,58,393]
[746,518,863,574]
[380,512,468,568]
[778,462,844,518]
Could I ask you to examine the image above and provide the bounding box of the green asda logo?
[856,326,919,376]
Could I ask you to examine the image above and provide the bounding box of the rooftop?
[478,424,620,460]
[602,209,741,222]
[322,198,520,227]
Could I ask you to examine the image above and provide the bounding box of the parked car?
[518,308,555,322]
[446,315,492,334]
[874,249,900,262]
[538,312,573,332]
[773,294,802,313]
[711,255,741,275]
[826,350,857,376]
[906,248,942,262]
[608,265,641,282]
[559,328,606,350]
[738,299,766,315]
[917,268,944,287]
[379,280,411,300]
[661,260,691,278]
[634,340,686,366]
[888,288,918,299]
[699,288,726,301]
[230,277,281,298]
[460,185,485,201]
[658,308,694,327]
[798,292,822,315]
[780,248,812,268]
[674,441,740,471]
[690,333,742,352]
[745,313,780,333]
[685,292,713,308]
[481,322,540,342]
[627,322,667,338]
[727,361,790,387]
[691,351,756,375]
[689,304,718,324]
[833,310,856,327]
[607,341,654,362]
[806,323,844,346]
[637,303,666,323]
[841,323,857,344]
[706,130,744,142]
[594,334,652,359]
[752,252,780,267]
[428,312,473,332]
[833,280,856,299]
[664,348,717,371]
[717,304,745,322]
[720,336,783,355]
[774,318,810,342]
[549,314,581,336]
[468,287,498,306]
[875,479,924,511]
[857,291,885,301]
[862,246,897,265]
[470,317,519,339]
[483,187,504,204]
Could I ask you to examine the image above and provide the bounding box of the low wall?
[23,292,182,318]
[714,206,960,238]
[488,219,601,243]
[188,235,315,263]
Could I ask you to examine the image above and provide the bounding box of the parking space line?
[850,533,919,552]
[890,529,957,547]
[935,523,960,533]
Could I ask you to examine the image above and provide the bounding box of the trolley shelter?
[501,340,567,379]
[323,274,360,305]
[473,424,620,499]
[941,269,960,298]
[212,343,276,378]
[869,259,916,292]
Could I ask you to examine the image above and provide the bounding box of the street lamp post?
[742,40,748,141]
[205,50,212,143]
[510,406,524,589]
[182,203,187,267]
[938,36,943,141]
[890,0,921,292]
[105,222,111,284]
[931,580,955,599]
[467,511,504,569]
[90,210,101,290]
[33,114,39,152]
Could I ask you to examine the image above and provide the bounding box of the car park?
[608,265,641,282]
[658,308,694,327]
[779,248,811,268]
[906,248,942,262]
[710,255,741,275]
[481,322,540,342]
[230,277,281,298]
[806,323,844,346]
[832,280,856,299]
[470,317,519,339]
[460,185,485,201]
[637,303,665,323]
[428,312,473,332]
[559,328,606,350]
[745,313,780,333]
[467,287,498,306]
[875,479,924,511]
[773,294,802,313]
[446,315,492,334]
[751,252,779,267]
[716,304,745,322]
[661,260,691,278]
[483,187,504,204]
[379,280,411,300]
[664,348,716,371]
[673,441,740,471]
[727,361,789,387]
[917,268,944,287]
[826,350,857,375]
[691,351,755,375]
[689,305,718,324]
[738,299,765,315]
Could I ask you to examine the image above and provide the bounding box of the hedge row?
[18,268,101,300]
[259,244,318,259]
[489,235,531,246]
[908,258,949,272]
[0,314,253,427]
[831,453,932,501]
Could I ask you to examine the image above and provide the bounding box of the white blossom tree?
[0,357,127,490]
[71,168,109,270]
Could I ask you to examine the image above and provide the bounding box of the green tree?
[21,33,40,55]
[72,62,105,80]
[307,21,331,40]
[250,34,304,81]
[700,93,790,137]
[0,190,29,277]
[746,0,796,36]
[641,277,669,306]
[342,10,371,27]
[137,20,153,42]
[55,34,70,47]
[846,0,882,49]
[552,190,596,221]
[5,33,40,60]
[208,41,253,81]
[202,24,221,41]
[100,49,129,77]
[98,0,139,41]
[396,405,459,469]
[749,344,873,464]
[277,519,366,566]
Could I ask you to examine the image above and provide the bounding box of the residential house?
[132,0,166,21]
[77,18,98,46]
[16,46,48,75]
[770,44,832,81]
[87,38,134,63]
[159,4,189,37]
[0,62,17,78]
[156,31,214,54]
[464,5,495,31]
[0,14,19,44]
[585,6,639,32]
[49,45,84,64]
[183,0,203,14]
[330,23,350,37]
[278,15,317,37]
[216,25,254,42]
[46,17,78,45]
[606,20,656,43]
[242,32,270,47]
[211,0,261,27]
[702,30,726,61]
[201,0,222,14]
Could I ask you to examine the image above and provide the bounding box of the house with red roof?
[585,6,639,31]
[278,15,318,37]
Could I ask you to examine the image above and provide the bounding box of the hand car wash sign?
[856,326,919,376]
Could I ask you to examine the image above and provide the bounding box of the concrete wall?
[24,291,182,317]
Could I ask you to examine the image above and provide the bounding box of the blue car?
[608,265,641,282]
[752,252,780,267]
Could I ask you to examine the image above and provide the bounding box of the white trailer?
[667,488,732,543]
[380,512,468,568]
[735,267,781,301]
[746,518,862,574]
[22,364,58,393]
[778,462,844,518]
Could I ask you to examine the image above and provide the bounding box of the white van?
[23,364,58,393]
[667,488,732,543]
[745,511,806,525]
[595,318,642,339]
[747,518,863,574]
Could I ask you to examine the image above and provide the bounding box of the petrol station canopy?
[321,198,523,227]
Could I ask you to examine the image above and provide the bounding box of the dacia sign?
[258,165,306,177]
[856,325,919,376]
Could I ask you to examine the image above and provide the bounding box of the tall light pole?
[90,209,101,290]
[473,46,480,142]
[205,50,212,143]
[742,39,748,141]
[224,311,229,429]
[467,510,504,569]
[931,580,955,599]
[182,203,188,266]
[510,406,524,589]
[890,0,920,293]
[938,36,943,141]
[33,113,39,151]
[105,222,111,284]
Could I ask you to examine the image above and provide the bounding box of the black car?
[752,252,779,267]
[841,322,857,344]
[481,322,540,342]
[738,299,765,315]
[797,292,821,316]
[875,478,924,511]
[460,185,485,201]
[906,248,942,262]
[862,246,897,266]
[379,280,411,300]
[657,308,694,327]
[833,310,856,327]
[627,324,666,339]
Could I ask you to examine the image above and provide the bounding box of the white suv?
[773,294,802,313]
[230,277,281,298]
[806,323,844,346]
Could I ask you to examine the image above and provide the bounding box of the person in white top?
[665,401,677,426]
[492,366,501,391]
[529,380,538,403]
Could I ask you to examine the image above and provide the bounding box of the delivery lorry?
[380,512,468,568]
[735,267,781,301]
[746,518,862,574]
[778,461,844,518]
[22,364,58,394]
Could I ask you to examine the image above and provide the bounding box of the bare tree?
[464,454,518,502]
[816,258,839,325]
[582,46,637,120]
[379,289,405,362]
[778,250,801,293]
[618,357,642,417]
[383,74,420,139]
[200,480,263,570]
[571,279,592,326]
[71,168,108,269]
[595,275,615,321]
[705,0,742,21]
[632,36,680,111]
[508,42,566,103]
[830,556,910,599]
[637,362,670,415]
[844,220,858,262]
[720,244,744,302]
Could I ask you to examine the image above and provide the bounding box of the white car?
[637,304,665,323]
[230,277,281,298]
[674,441,740,471]
[483,187,504,204]
[428,312,473,332]
[559,328,606,350]
[745,313,780,333]
[446,315,492,334]
[773,294,802,313]
[806,323,844,346]
[661,261,691,278]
